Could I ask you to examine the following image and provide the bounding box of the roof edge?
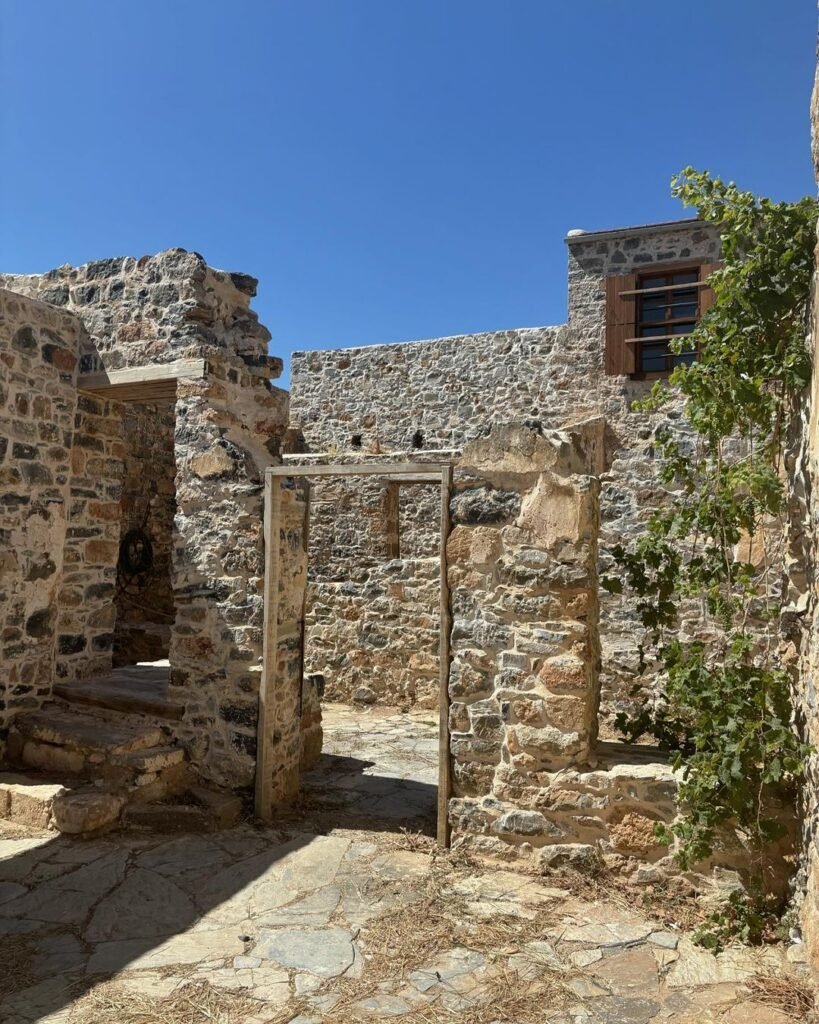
[564,217,714,245]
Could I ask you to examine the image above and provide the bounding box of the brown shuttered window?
[604,262,719,377]
[605,273,637,375]
[698,263,719,317]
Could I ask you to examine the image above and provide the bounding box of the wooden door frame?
[255,461,454,848]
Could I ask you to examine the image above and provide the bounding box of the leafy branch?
[605,169,817,890]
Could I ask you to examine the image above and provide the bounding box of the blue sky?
[1,2,816,387]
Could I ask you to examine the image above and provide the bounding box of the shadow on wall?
[0,759,437,1020]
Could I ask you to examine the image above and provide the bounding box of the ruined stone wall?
[784,61,819,967]
[446,425,683,873]
[297,468,441,707]
[1,251,292,788]
[0,288,115,745]
[113,400,176,665]
[290,221,720,727]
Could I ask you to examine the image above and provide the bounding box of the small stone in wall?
[451,488,521,526]
[538,843,601,873]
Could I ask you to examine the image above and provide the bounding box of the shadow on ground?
[0,750,438,1023]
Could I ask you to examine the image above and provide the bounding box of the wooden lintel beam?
[78,357,206,401]
[267,462,447,480]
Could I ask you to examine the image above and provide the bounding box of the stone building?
[290,218,721,735]
[0,213,806,916]
[0,252,313,831]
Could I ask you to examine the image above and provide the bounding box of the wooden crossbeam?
[78,357,206,402]
[267,462,445,480]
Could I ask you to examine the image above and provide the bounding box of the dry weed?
[564,869,704,933]
[0,933,39,1002]
[746,972,817,1021]
[322,862,570,1024]
[69,978,299,1024]
[395,827,436,853]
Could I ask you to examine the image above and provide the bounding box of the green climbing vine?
[604,169,818,904]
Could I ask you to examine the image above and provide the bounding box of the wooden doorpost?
[255,470,281,821]
[437,464,453,848]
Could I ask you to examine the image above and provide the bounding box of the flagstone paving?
[0,703,814,1023]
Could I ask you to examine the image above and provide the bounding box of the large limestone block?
[459,425,588,480]
[517,471,595,549]
[51,791,124,834]
[0,773,67,829]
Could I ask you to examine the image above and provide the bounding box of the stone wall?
[58,390,124,682]
[307,556,439,707]
[1,251,292,789]
[784,60,819,967]
[445,425,686,873]
[290,221,720,729]
[0,288,110,747]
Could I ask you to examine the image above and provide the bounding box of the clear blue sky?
[1,2,816,388]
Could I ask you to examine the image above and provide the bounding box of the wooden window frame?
[604,259,718,378]
[631,264,702,380]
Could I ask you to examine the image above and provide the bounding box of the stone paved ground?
[0,703,815,1023]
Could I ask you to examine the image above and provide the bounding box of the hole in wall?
[411,430,424,450]
[351,434,362,449]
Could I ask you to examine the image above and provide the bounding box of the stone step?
[0,773,68,830]
[10,707,164,760]
[111,745,187,774]
[122,786,242,833]
[0,769,239,836]
[0,773,124,834]
[53,663,184,721]
[121,802,220,833]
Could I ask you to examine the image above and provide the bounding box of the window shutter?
[605,273,637,375]
[698,262,720,316]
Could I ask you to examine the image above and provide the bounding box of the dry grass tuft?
[395,827,436,853]
[564,869,705,933]
[322,862,570,1024]
[0,934,39,1002]
[70,978,299,1024]
[746,972,817,1021]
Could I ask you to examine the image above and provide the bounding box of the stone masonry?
[1,214,801,893]
[0,286,131,715]
[444,424,687,874]
[302,469,441,707]
[114,399,177,665]
[0,251,296,792]
[290,220,721,734]
[783,57,819,969]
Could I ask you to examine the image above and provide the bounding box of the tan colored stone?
[190,448,235,478]
[459,425,587,478]
[587,948,659,996]
[87,500,121,522]
[540,694,590,732]
[666,939,783,988]
[538,654,588,693]
[446,525,503,567]
[608,813,664,856]
[84,539,119,565]
[0,774,66,828]
[517,471,589,548]
[20,740,85,775]
[51,791,124,834]
[721,1004,795,1024]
